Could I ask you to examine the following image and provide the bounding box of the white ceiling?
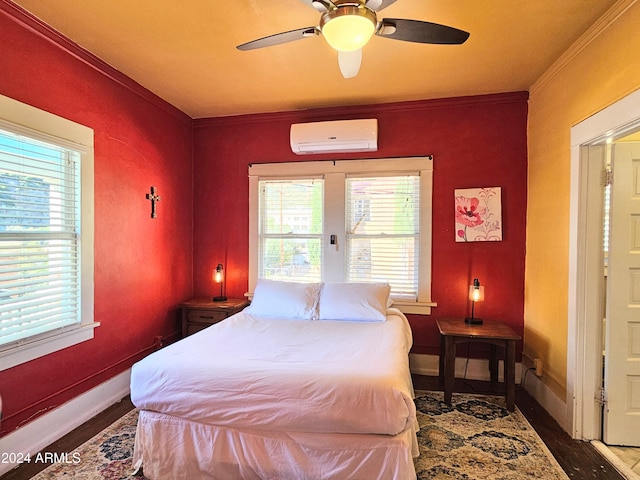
[11,0,619,118]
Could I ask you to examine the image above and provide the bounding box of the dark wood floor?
[411,375,625,480]
[1,397,135,480]
[1,376,625,480]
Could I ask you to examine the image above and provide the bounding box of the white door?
[604,142,640,446]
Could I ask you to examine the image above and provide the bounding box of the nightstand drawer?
[187,309,227,324]
[185,322,214,336]
[180,297,250,338]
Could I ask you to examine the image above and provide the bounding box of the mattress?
[130,308,416,436]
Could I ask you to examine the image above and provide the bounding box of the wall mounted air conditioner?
[290,118,378,155]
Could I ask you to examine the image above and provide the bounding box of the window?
[0,94,96,370]
[259,179,323,282]
[346,175,420,299]
[249,157,434,314]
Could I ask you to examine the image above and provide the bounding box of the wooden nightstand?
[180,297,249,338]
[436,318,521,411]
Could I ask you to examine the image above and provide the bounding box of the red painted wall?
[193,93,528,356]
[0,0,526,438]
[0,4,193,435]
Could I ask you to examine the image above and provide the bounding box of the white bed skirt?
[133,410,418,480]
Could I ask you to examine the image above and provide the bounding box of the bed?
[130,280,419,479]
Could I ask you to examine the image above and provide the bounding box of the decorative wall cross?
[146,186,161,218]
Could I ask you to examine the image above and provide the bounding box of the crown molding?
[194,91,529,128]
[530,0,638,95]
[0,0,191,124]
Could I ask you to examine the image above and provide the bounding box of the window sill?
[392,301,437,315]
[0,322,100,371]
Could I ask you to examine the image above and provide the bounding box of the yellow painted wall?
[526,0,640,399]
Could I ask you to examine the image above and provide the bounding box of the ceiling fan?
[237,0,469,79]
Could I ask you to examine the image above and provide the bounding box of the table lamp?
[213,264,227,302]
[465,278,484,325]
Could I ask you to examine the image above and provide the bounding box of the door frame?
[569,87,640,440]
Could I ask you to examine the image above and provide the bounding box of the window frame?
[345,174,421,298]
[248,156,435,314]
[258,177,324,282]
[0,94,96,371]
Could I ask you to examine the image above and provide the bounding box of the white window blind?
[259,179,323,282]
[346,175,420,299]
[0,127,82,347]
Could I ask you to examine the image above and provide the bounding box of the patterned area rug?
[30,410,141,480]
[31,391,568,479]
[413,390,569,479]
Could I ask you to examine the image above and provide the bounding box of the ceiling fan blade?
[377,18,469,45]
[338,49,362,79]
[237,27,319,51]
[299,0,334,12]
[365,0,398,11]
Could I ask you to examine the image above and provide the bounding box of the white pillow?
[318,282,391,322]
[245,279,321,320]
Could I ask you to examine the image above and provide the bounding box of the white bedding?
[133,410,418,480]
[130,308,416,436]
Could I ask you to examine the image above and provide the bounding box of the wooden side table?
[181,297,249,338]
[435,318,521,411]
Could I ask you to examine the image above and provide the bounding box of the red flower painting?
[454,188,502,242]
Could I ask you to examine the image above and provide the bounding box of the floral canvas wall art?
[455,187,502,242]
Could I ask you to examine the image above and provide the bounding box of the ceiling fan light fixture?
[320,6,377,52]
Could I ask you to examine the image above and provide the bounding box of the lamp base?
[464,317,483,325]
[213,296,227,302]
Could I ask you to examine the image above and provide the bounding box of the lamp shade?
[214,264,224,284]
[213,264,227,302]
[320,7,377,52]
[465,278,484,325]
[468,278,484,302]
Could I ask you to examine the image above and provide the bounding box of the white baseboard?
[410,353,569,431]
[0,369,131,476]
[520,354,570,433]
[409,353,523,383]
